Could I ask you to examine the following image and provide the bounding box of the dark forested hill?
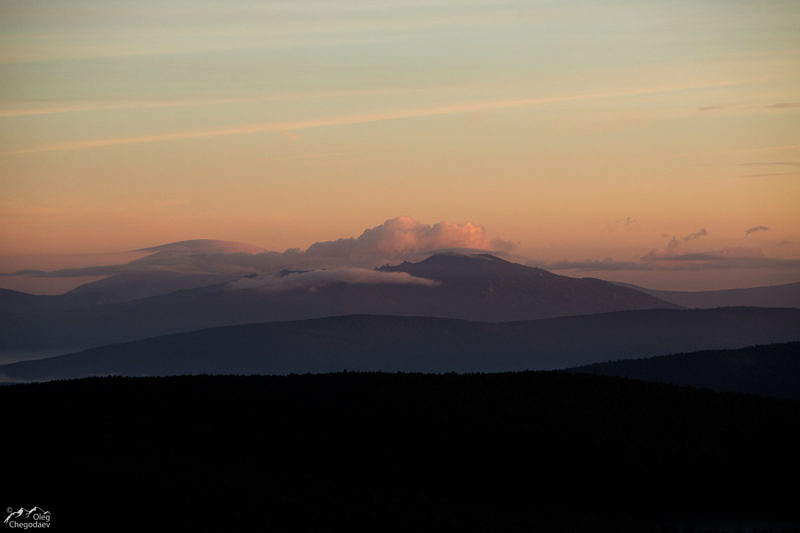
[2,373,798,532]
[571,342,800,401]
[2,307,798,381]
[615,281,800,309]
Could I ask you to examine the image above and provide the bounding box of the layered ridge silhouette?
[3,307,798,381]
[0,253,676,357]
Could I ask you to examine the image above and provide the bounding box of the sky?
[1,0,798,291]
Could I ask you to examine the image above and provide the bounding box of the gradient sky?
[1,0,798,290]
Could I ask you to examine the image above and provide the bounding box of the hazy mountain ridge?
[615,281,800,309]
[0,252,677,357]
[380,253,674,317]
[3,307,798,381]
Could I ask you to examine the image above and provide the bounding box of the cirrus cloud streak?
[7,82,739,155]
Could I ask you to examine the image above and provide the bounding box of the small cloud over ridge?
[228,268,439,292]
[745,225,769,236]
[683,228,707,241]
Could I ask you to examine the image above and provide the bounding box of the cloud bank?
[642,234,765,263]
[2,217,513,288]
[634,234,799,271]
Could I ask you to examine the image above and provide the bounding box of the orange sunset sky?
[1,0,798,291]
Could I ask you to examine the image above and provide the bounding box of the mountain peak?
[394,251,548,278]
[419,252,510,264]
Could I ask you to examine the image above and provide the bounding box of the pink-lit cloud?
[304,217,512,261]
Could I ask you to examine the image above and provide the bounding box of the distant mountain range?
[2,307,798,381]
[571,342,800,401]
[379,253,675,318]
[615,281,800,309]
[0,253,676,358]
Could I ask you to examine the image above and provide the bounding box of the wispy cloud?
[605,216,638,232]
[741,172,799,178]
[548,248,800,273]
[0,100,232,118]
[745,225,769,236]
[766,102,800,109]
[642,235,764,263]
[642,236,680,260]
[645,248,765,262]
[683,228,707,241]
[710,143,800,155]
[639,240,800,270]
[0,88,434,119]
[738,161,800,177]
[666,257,800,271]
[740,161,800,167]
[6,83,739,155]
